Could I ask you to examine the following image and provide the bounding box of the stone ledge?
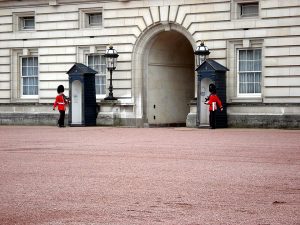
[228,114,300,129]
[0,113,62,126]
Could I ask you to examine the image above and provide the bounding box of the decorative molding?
[49,0,58,6]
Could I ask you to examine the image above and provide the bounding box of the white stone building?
[0,0,299,128]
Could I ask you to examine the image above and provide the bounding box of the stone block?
[39,55,76,64]
[265,67,290,76]
[160,6,169,22]
[39,72,68,81]
[0,16,12,24]
[278,0,300,8]
[57,39,76,46]
[210,49,226,59]
[266,8,290,18]
[39,81,68,90]
[266,37,300,47]
[169,5,179,22]
[265,47,290,57]
[264,87,290,97]
[105,18,125,27]
[0,92,10,100]
[150,6,160,23]
[113,89,132,98]
[264,57,278,67]
[0,65,10,73]
[279,57,300,66]
[40,63,73,72]
[118,53,132,62]
[186,112,197,128]
[112,71,131,80]
[0,24,12,32]
[0,82,10,89]
[0,113,61,126]
[261,0,279,8]
[228,114,300,129]
[116,62,131,71]
[290,46,300,55]
[0,49,10,56]
[290,67,300,76]
[267,27,290,36]
[113,80,132,89]
[0,57,10,65]
[0,73,10,81]
[290,87,300,96]
[133,18,146,31]
[264,77,278,86]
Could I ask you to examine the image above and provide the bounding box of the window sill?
[239,15,259,19]
[17,29,36,32]
[12,98,39,103]
[80,27,103,30]
[231,97,262,103]
[231,16,260,21]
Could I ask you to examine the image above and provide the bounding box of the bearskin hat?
[57,85,64,93]
[209,83,216,94]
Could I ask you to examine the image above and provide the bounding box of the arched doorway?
[147,31,194,126]
[132,23,196,127]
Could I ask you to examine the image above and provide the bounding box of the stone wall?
[0,0,299,127]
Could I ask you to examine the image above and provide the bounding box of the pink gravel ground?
[0,126,299,225]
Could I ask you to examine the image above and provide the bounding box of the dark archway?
[147,31,194,126]
[131,23,196,127]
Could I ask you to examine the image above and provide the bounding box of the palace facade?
[0,0,299,128]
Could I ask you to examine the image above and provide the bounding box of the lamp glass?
[194,42,210,66]
[104,45,119,70]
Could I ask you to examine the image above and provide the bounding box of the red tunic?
[53,94,68,111]
[207,94,222,111]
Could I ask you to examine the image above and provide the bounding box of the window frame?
[21,16,35,30]
[240,2,259,18]
[20,56,39,98]
[231,0,260,20]
[79,8,103,29]
[227,39,264,103]
[237,48,262,98]
[86,53,107,98]
[87,13,102,27]
[13,12,35,32]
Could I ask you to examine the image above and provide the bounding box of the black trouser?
[58,110,65,127]
[209,110,216,129]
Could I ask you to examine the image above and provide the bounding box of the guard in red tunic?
[205,83,223,129]
[53,85,69,127]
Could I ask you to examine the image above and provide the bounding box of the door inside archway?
[147,31,194,126]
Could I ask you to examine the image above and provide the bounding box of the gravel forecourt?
[0,126,299,225]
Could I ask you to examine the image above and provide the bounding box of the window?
[237,49,261,96]
[11,49,39,101]
[21,16,35,30]
[77,46,107,97]
[13,12,35,31]
[240,2,259,17]
[21,57,38,96]
[231,1,259,20]
[79,8,103,29]
[87,54,106,95]
[88,13,102,27]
